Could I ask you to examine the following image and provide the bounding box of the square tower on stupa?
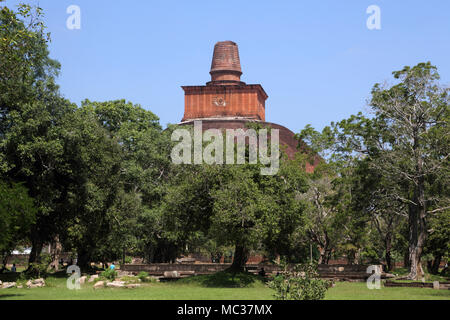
[179,41,320,172]
[181,41,268,122]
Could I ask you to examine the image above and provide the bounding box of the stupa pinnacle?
[208,41,243,85]
[182,41,267,122]
[179,41,319,172]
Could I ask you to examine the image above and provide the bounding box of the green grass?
[391,267,449,283]
[325,282,449,300]
[0,274,272,300]
[1,272,449,300]
[176,271,265,288]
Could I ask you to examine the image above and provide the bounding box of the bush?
[124,256,133,264]
[100,268,117,281]
[16,272,28,287]
[268,263,329,300]
[137,271,151,282]
[27,253,52,278]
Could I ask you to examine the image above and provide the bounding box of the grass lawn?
[1,272,449,300]
[325,282,449,300]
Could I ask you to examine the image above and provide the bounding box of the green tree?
[424,210,449,274]
[0,2,59,117]
[0,181,36,271]
[357,63,448,279]
[0,2,77,267]
[162,147,308,271]
[312,62,449,279]
[59,100,173,268]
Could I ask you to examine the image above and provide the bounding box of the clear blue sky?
[5,0,450,132]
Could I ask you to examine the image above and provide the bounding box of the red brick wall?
[182,85,267,122]
[179,119,320,173]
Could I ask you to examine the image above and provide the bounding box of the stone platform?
[120,263,391,282]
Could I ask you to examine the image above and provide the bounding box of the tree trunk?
[28,237,43,265]
[406,127,429,280]
[385,234,392,271]
[318,246,326,264]
[229,244,249,272]
[407,179,427,280]
[25,233,44,275]
[353,249,361,265]
[403,251,410,269]
[430,256,441,275]
[325,249,332,264]
[318,246,332,264]
[440,261,448,276]
[76,248,91,271]
[1,253,10,273]
[50,236,62,271]
[316,234,331,264]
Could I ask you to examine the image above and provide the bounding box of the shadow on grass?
[0,270,69,282]
[50,271,71,279]
[176,271,263,288]
[0,273,21,282]
[0,294,25,299]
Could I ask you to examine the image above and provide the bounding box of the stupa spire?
[209,41,243,84]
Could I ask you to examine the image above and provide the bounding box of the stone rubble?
[79,276,87,285]
[1,282,16,289]
[106,280,125,288]
[26,278,45,288]
[88,274,99,282]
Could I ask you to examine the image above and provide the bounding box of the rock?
[27,278,45,288]
[79,276,87,285]
[88,274,99,282]
[0,280,2,285]
[433,281,440,290]
[164,271,180,278]
[118,271,131,277]
[17,285,23,289]
[2,282,16,289]
[93,281,104,289]
[125,284,141,289]
[106,281,125,288]
[338,267,345,272]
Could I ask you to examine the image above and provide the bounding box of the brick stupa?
[180,41,317,172]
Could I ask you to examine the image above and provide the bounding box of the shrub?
[137,271,150,282]
[27,253,52,278]
[268,263,329,300]
[100,268,117,281]
[16,273,28,287]
[124,256,133,264]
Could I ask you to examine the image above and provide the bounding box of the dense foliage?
[268,263,330,300]
[0,2,448,283]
